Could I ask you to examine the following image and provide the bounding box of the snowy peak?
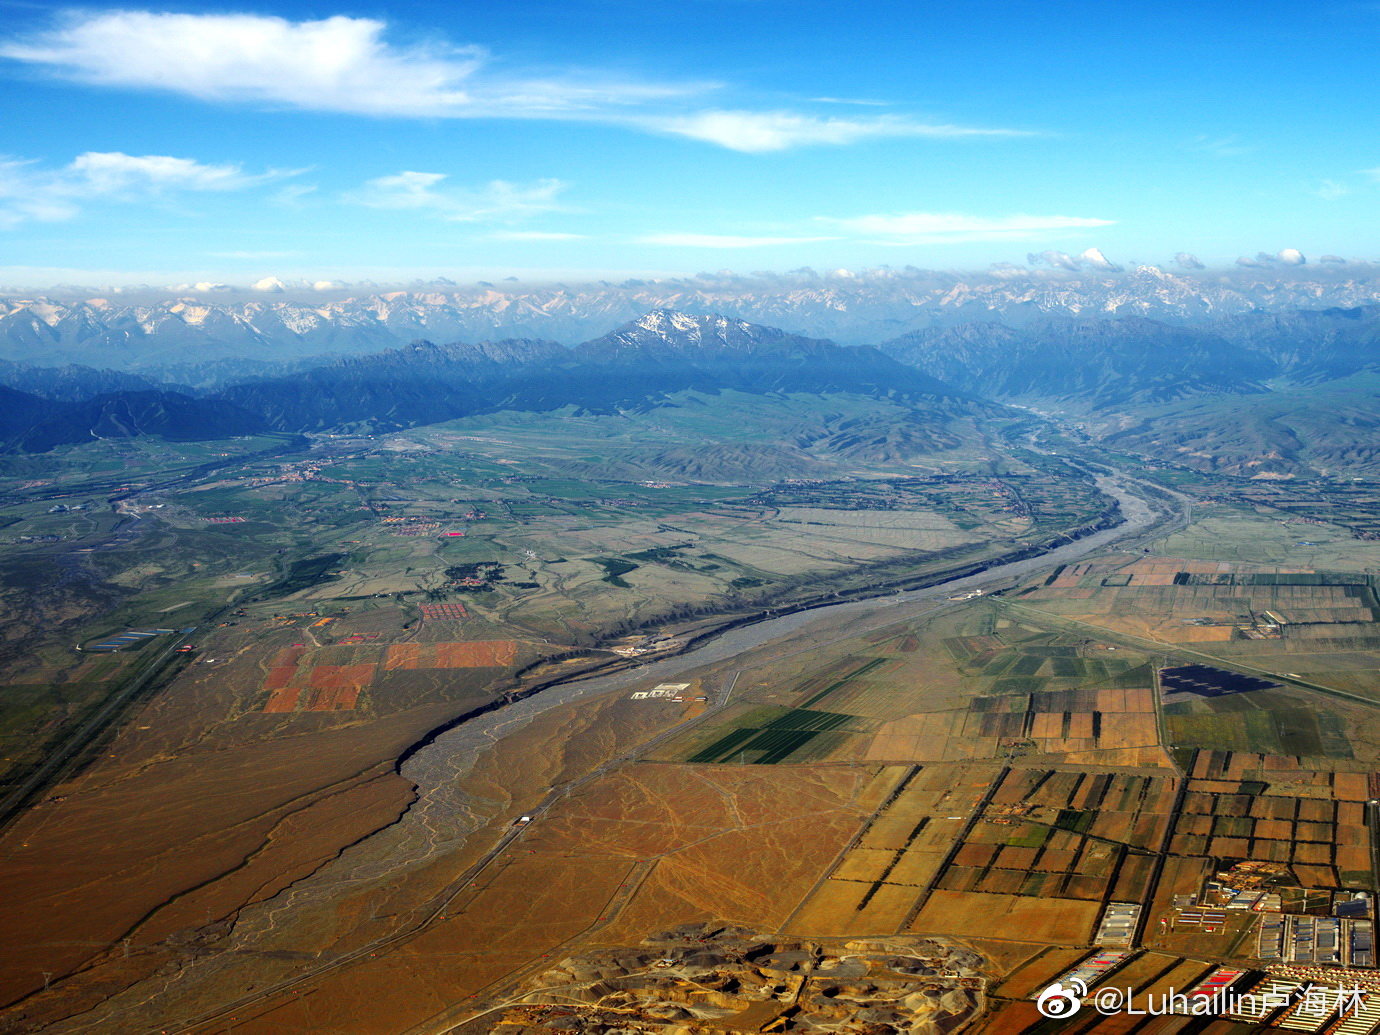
[588,309,828,358]
[11,269,1380,374]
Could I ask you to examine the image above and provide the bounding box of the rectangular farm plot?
[676,705,878,765]
[261,644,378,713]
[262,645,307,710]
[263,665,296,692]
[265,664,374,712]
[1163,759,1363,890]
[912,890,1100,944]
[418,602,468,619]
[300,685,361,711]
[791,764,994,934]
[262,686,303,714]
[863,679,1161,764]
[308,663,376,689]
[384,640,518,670]
[945,769,1178,910]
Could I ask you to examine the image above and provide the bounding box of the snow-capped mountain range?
[9,265,1380,376]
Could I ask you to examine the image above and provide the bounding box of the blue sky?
[1,0,1378,287]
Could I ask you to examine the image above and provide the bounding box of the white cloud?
[1029,249,1080,271]
[809,96,890,107]
[0,151,286,227]
[69,152,268,193]
[252,275,287,292]
[654,110,1026,153]
[639,233,839,248]
[1174,252,1205,270]
[0,12,1030,152]
[349,173,567,222]
[0,11,696,118]
[820,212,1113,244]
[1277,248,1306,265]
[1079,246,1122,272]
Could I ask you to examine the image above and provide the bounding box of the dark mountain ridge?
[0,386,267,453]
[882,316,1277,409]
[217,337,567,431]
[217,311,990,435]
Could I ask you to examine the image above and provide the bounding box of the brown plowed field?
[912,889,1100,944]
[308,663,377,689]
[384,640,517,670]
[262,686,303,713]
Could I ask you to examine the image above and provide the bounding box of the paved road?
[0,629,193,833]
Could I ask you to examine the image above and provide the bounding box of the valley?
[0,357,1125,1030]
[10,1,1380,1029]
[4,293,1380,1033]
[0,432,1169,1034]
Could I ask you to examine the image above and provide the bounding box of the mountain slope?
[1090,373,1380,477]
[217,311,993,436]
[1211,306,1380,382]
[883,316,1275,408]
[561,310,975,408]
[217,338,567,431]
[0,360,176,401]
[0,387,267,453]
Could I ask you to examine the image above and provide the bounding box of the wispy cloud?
[1186,134,1253,158]
[273,183,318,207]
[638,233,839,247]
[636,212,1110,250]
[0,11,1030,153]
[810,96,891,107]
[0,11,696,118]
[0,151,289,226]
[1313,179,1351,200]
[817,211,1114,244]
[348,173,568,222]
[490,230,585,241]
[652,110,1028,153]
[208,249,301,260]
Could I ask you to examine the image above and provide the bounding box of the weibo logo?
[1035,979,1086,1018]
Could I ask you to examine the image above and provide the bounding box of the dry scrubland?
[13,414,1380,1032]
[0,404,1123,1028]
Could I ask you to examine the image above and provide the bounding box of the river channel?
[68,468,1184,1033]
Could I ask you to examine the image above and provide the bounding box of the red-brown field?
[384,640,518,669]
